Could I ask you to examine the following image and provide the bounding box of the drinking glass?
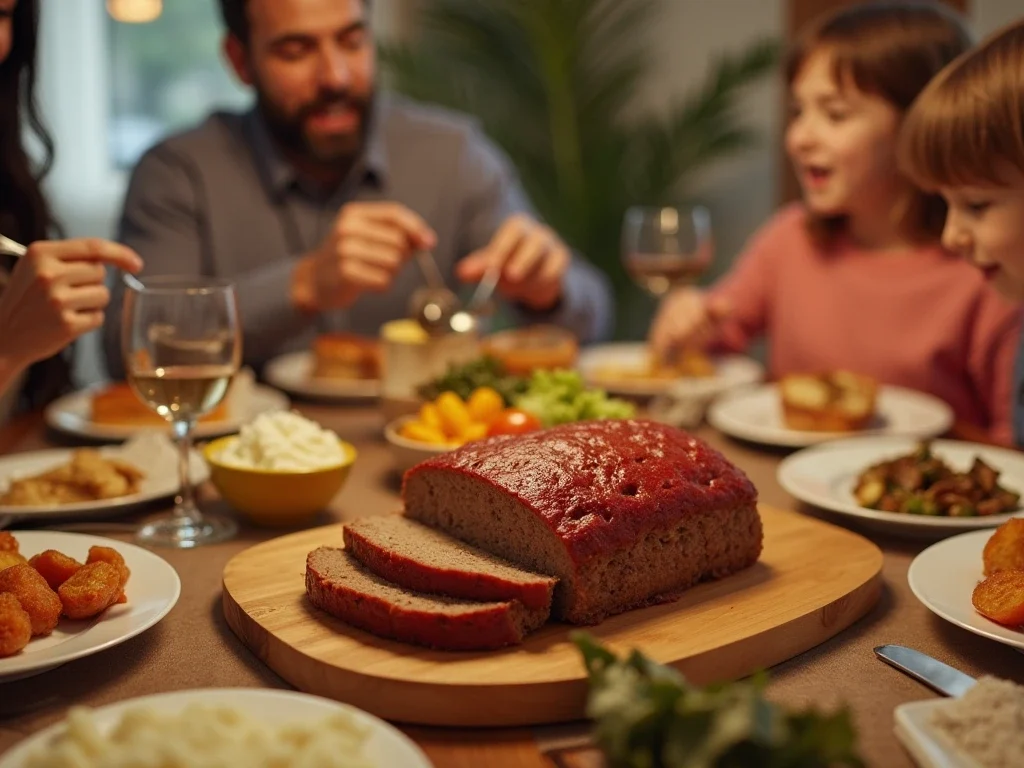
[621,205,713,297]
[122,275,241,547]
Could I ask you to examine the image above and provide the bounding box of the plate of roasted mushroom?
[778,437,1024,537]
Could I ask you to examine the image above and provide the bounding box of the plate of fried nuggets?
[0,531,180,680]
[969,518,1024,630]
[0,433,209,519]
[0,531,130,656]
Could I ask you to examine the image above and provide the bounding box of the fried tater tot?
[0,592,32,657]
[983,518,1024,576]
[86,546,130,604]
[0,531,18,554]
[0,564,62,636]
[0,551,27,572]
[973,570,1024,627]
[29,550,83,591]
[58,562,120,620]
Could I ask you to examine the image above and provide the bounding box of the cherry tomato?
[487,408,542,436]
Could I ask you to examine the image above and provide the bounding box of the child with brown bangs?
[899,19,1024,443]
[650,1,1023,444]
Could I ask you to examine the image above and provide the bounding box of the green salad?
[516,368,634,426]
[418,357,635,426]
[574,634,863,768]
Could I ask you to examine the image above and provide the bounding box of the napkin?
[646,391,714,429]
[104,431,206,482]
[224,367,257,421]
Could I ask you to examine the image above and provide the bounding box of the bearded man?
[105,0,612,374]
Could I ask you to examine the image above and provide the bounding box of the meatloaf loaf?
[306,547,548,650]
[344,515,557,610]
[403,419,762,624]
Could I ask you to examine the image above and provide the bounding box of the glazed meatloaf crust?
[403,419,762,624]
[305,547,548,650]
[344,516,557,610]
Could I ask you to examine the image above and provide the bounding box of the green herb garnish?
[573,633,863,768]
[416,356,528,405]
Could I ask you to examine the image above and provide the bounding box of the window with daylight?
[107,0,250,168]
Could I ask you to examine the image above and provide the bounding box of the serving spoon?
[446,261,502,334]
[408,250,466,336]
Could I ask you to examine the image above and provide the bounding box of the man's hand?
[455,214,570,312]
[0,239,142,370]
[291,202,436,313]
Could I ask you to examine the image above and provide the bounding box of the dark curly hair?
[218,0,370,45]
[0,0,54,244]
[0,0,69,407]
[218,0,248,44]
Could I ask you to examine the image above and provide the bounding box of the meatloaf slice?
[403,419,762,625]
[343,515,557,610]
[305,547,547,650]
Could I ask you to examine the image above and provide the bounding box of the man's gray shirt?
[104,95,613,375]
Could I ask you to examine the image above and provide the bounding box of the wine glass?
[621,205,713,297]
[122,275,242,548]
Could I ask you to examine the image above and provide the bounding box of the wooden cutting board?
[222,505,882,727]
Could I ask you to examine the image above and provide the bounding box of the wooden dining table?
[0,403,1021,768]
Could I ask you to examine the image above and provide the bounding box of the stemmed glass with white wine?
[123,276,241,548]
[621,205,713,298]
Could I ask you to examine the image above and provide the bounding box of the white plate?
[707,383,954,448]
[264,350,380,401]
[45,383,290,442]
[909,529,1024,651]
[0,445,208,520]
[895,700,977,768]
[0,688,434,767]
[0,531,180,681]
[264,352,380,403]
[577,343,763,398]
[778,437,1024,537]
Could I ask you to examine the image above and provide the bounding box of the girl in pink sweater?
[649,2,1022,445]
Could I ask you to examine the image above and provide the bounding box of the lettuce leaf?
[514,370,635,426]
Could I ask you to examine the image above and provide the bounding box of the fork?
[467,260,502,314]
[0,233,146,292]
[0,234,27,258]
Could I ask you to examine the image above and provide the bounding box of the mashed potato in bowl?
[25,702,378,768]
[201,412,356,525]
[216,411,347,471]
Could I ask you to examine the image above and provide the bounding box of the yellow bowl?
[203,435,356,527]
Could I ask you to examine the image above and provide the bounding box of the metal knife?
[874,645,976,697]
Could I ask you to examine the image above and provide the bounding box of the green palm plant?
[381,0,780,337]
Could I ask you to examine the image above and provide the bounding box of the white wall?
[38,3,121,239]
[974,0,1024,36]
